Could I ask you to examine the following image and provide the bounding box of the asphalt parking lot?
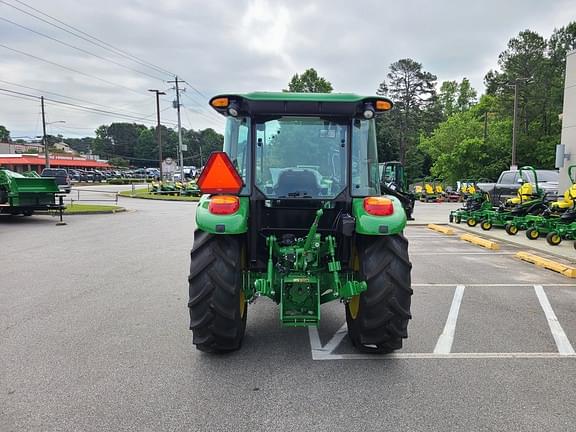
[1,196,576,431]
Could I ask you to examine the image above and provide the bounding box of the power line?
[1,0,213,115]
[0,79,164,119]
[180,91,224,122]
[0,15,167,82]
[0,42,147,97]
[0,87,179,126]
[182,106,224,128]
[0,0,174,77]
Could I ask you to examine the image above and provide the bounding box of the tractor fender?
[195,195,249,234]
[352,196,407,235]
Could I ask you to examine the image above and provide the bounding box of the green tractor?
[379,161,415,220]
[188,92,412,354]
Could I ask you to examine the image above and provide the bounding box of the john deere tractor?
[188,93,412,354]
[379,161,415,220]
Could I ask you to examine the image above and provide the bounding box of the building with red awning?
[0,153,111,173]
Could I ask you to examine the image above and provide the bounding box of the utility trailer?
[0,169,62,216]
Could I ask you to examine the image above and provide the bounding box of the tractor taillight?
[363,197,394,216]
[209,195,240,215]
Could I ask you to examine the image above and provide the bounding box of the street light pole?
[148,89,166,179]
[511,82,519,170]
[509,77,530,170]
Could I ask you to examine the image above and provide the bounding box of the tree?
[135,128,156,162]
[456,78,477,111]
[0,125,10,142]
[419,96,511,184]
[284,68,333,93]
[376,58,437,168]
[437,81,459,117]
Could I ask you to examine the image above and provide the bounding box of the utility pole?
[41,96,49,169]
[509,77,530,170]
[148,89,166,179]
[168,76,185,182]
[511,82,519,170]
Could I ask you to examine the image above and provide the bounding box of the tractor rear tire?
[346,234,412,353]
[505,224,518,235]
[467,218,477,227]
[188,230,247,353]
[546,231,562,246]
[526,228,539,240]
[480,220,492,230]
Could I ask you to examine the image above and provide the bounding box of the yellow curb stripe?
[427,224,455,235]
[516,252,576,278]
[459,233,500,250]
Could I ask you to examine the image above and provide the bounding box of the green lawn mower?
[449,180,491,224]
[476,166,547,231]
[504,165,576,238]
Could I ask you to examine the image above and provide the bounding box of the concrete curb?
[516,252,576,278]
[452,223,575,262]
[427,224,454,235]
[460,233,500,250]
[64,208,126,215]
[118,192,200,202]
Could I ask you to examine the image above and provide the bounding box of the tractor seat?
[425,184,434,194]
[550,184,576,210]
[275,169,321,197]
[415,185,423,193]
[506,183,534,205]
[435,185,444,193]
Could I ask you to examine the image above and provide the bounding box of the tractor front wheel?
[480,220,492,231]
[346,234,412,353]
[526,228,540,240]
[546,232,562,246]
[188,230,247,353]
[467,218,477,227]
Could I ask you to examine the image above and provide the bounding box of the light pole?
[507,77,530,170]
[148,89,166,179]
[43,118,66,169]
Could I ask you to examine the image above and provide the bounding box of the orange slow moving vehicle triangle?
[197,151,243,194]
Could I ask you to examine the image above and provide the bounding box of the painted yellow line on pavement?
[516,252,576,278]
[459,233,500,250]
[427,224,454,235]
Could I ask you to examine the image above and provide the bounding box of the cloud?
[0,0,574,138]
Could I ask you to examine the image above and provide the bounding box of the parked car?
[477,169,559,205]
[40,168,71,193]
[67,169,81,182]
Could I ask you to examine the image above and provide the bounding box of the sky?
[0,0,575,139]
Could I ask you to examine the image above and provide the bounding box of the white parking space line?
[312,352,576,360]
[413,284,576,287]
[534,285,576,355]
[434,284,465,354]
[411,252,516,256]
[308,324,348,359]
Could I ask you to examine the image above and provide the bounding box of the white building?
[559,50,576,192]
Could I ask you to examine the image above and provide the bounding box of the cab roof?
[209,92,393,118]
